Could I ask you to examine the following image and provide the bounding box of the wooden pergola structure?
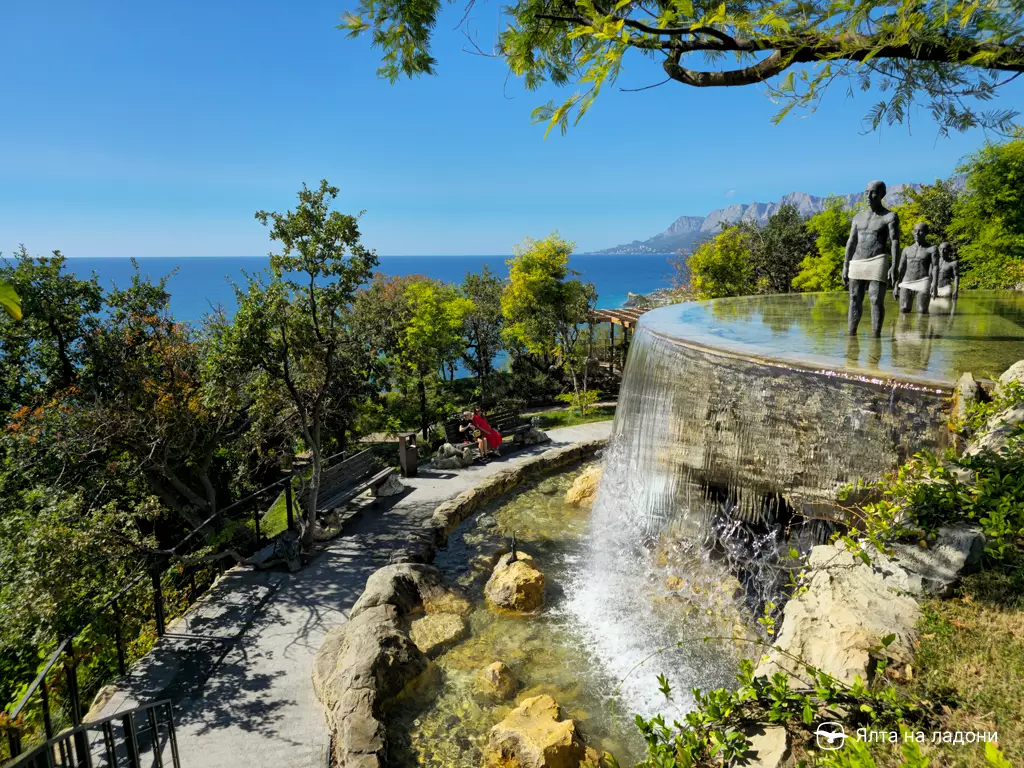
[588,307,649,372]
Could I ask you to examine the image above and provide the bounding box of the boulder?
[755,542,920,686]
[521,426,551,446]
[565,466,602,507]
[409,613,469,657]
[485,552,545,613]
[996,359,1024,394]
[431,442,474,469]
[484,695,585,768]
[963,404,1024,459]
[376,473,405,497]
[350,563,471,620]
[478,661,518,700]
[887,525,986,597]
[742,725,789,768]
[953,372,984,424]
[246,529,301,572]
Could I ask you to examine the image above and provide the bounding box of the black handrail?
[4,700,179,768]
[2,447,353,760]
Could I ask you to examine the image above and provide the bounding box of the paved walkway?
[97,422,612,768]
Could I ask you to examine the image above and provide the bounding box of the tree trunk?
[304,443,321,550]
[418,376,428,440]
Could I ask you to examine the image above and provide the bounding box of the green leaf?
[0,279,22,320]
[881,633,897,648]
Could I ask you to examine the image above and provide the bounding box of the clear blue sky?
[1,0,1021,257]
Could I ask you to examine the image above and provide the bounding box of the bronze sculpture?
[934,242,960,299]
[895,222,937,314]
[842,180,900,336]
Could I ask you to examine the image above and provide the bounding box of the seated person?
[459,407,502,461]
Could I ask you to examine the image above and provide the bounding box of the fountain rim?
[638,297,961,392]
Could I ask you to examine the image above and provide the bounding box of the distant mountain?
[589,186,918,255]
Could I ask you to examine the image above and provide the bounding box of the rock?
[996,359,1024,394]
[350,563,471,620]
[478,661,518,700]
[742,725,789,768]
[246,529,301,572]
[409,613,469,657]
[963,404,1024,459]
[84,684,119,721]
[565,465,602,507]
[886,525,985,597]
[953,372,984,424]
[430,442,474,469]
[755,542,920,686]
[484,695,585,768]
[376,473,405,497]
[521,426,551,446]
[485,552,545,613]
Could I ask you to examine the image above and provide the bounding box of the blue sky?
[1,0,1021,257]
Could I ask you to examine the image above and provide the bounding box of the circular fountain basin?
[610,290,1024,529]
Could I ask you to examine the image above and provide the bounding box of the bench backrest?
[443,408,525,443]
[319,449,375,495]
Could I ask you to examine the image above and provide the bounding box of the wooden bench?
[315,449,395,512]
[443,407,531,447]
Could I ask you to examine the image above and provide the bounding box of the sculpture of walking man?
[842,180,900,336]
[934,242,960,299]
[894,222,937,314]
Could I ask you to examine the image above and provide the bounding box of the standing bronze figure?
[934,242,960,299]
[842,180,900,336]
[895,222,937,314]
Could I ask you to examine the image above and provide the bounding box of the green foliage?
[897,179,961,247]
[747,204,818,295]
[342,0,1024,136]
[686,226,757,299]
[554,388,600,416]
[948,138,1024,288]
[461,267,505,398]
[0,278,20,321]
[794,198,855,292]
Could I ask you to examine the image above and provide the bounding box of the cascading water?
[566,290,1024,720]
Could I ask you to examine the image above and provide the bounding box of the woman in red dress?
[460,407,502,460]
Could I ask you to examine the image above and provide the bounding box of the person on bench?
[459,407,501,462]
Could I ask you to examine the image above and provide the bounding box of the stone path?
[97,422,612,768]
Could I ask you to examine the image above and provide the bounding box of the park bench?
[443,407,532,447]
[315,449,395,512]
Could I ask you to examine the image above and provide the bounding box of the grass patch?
[532,404,616,429]
[902,569,1024,767]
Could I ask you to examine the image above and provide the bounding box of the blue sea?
[62,255,677,322]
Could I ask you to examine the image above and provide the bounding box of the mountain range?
[588,185,919,255]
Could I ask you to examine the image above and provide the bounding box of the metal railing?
[6,700,179,768]
[1,449,355,763]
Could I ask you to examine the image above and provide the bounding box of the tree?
[461,267,505,400]
[900,178,960,245]
[948,138,1024,288]
[684,225,756,298]
[793,197,855,292]
[0,248,102,414]
[0,278,20,320]
[212,181,378,549]
[502,234,597,408]
[747,204,817,294]
[341,0,1024,136]
[399,279,474,437]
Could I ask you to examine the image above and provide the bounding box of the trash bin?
[398,431,419,477]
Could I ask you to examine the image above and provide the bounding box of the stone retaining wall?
[313,438,607,768]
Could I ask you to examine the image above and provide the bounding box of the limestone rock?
[887,525,985,597]
[964,404,1024,459]
[246,529,301,572]
[521,426,551,446]
[350,563,470,620]
[565,465,602,507]
[409,613,468,657]
[742,725,789,768]
[376,472,405,497]
[953,372,984,424]
[478,661,518,700]
[996,359,1024,394]
[484,695,585,768]
[485,552,545,613]
[755,542,919,686]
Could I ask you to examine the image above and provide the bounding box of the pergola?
[588,307,649,372]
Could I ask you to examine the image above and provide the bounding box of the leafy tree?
[399,279,474,437]
[212,181,378,549]
[502,234,597,408]
[793,197,854,292]
[898,178,961,245]
[684,225,756,298]
[746,204,817,294]
[340,0,1024,136]
[948,138,1024,288]
[461,267,505,400]
[0,278,20,320]
[0,248,103,414]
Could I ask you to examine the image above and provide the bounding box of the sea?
[62,254,677,323]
